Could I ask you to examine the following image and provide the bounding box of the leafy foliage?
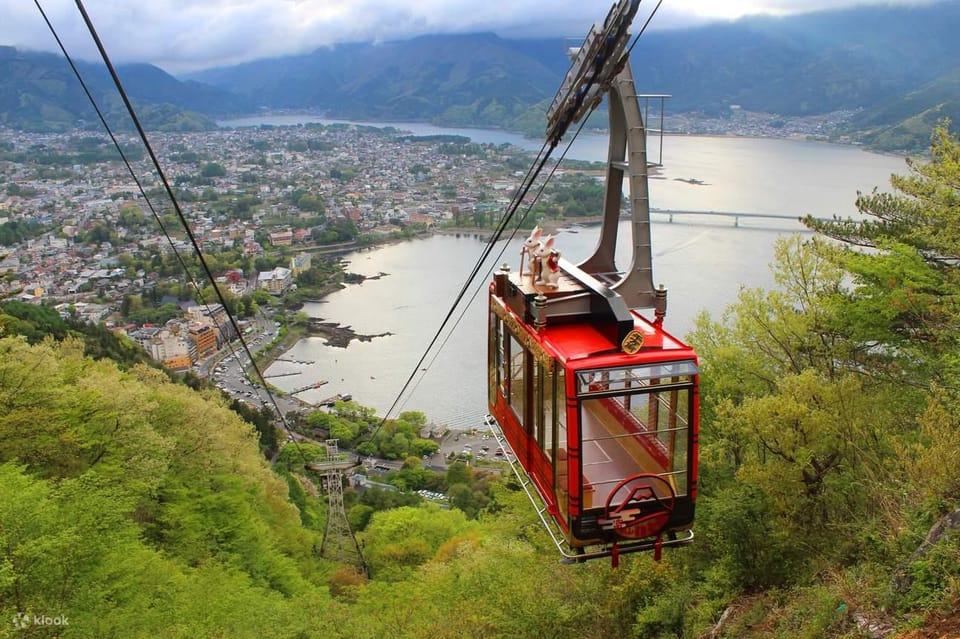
[0,336,332,637]
[677,125,960,634]
[7,128,960,637]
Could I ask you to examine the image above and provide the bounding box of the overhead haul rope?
[366,72,605,444]
[376,0,666,436]
[361,136,559,448]
[33,1,199,310]
[396,113,595,413]
[627,0,664,59]
[46,0,310,463]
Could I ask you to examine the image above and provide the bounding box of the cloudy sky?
[9,0,939,73]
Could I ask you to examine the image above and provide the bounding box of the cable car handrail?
[585,468,688,490]
[485,416,578,557]
[582,423,690,441]
[577,380,695,398]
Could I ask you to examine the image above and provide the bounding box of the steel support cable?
[365,137,552,423]
[388,6,669,419]
[370,82,599,441]
[393,4,668,448]
[396,113,595,412]
[625,0,664,60]
[362,138,560,448]
[34,0,253,386]
[370,2,653,438]
[390,137,559,413]
[33,1,196,304]
[65,0,308,461]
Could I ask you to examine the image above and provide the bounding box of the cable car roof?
[538,311,696,369]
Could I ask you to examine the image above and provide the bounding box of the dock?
[290,381,328,395]
[264,371,301,379]
[317,393,353,407]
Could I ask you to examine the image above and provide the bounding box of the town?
[0,109,858,376]
[0,121,540,374]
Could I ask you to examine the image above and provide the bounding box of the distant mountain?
[187,2,960,150]
[634,2,960,116]
[0,46,248,132]
[840,67,960,152]
[190,33,562,131]
[3,1,960,149]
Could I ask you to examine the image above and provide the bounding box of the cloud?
[9,0,941,73]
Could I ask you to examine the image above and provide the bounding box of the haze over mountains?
[3,1,960,151]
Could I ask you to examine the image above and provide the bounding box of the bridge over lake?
[650,208,823,228]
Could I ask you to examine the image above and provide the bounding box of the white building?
[257,266,293,295]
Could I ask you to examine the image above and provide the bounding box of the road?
[199,317,514,465]
[200,311,307,420]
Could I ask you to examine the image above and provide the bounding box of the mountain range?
[3,1,960,151]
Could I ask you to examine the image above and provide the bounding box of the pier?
[264,371,302,379]
[290,381,328,395]
[317,393,353,407]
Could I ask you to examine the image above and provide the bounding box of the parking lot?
[434,415,516,467]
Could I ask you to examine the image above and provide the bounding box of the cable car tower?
[487,0,699,565]
[308,440,367,575]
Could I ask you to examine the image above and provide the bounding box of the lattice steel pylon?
[310,440,367,575]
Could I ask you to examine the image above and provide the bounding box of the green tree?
[117,202,147,229]
[689,236,908,573]
[200,162,226,178]
[804,121,960,387]
[360,505,476,580]
[296,192,324,212]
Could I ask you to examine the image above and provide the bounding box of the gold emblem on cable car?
[621,329,644,354]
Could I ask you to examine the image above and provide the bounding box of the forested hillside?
[4,128,960,636]
[0,46,242,132]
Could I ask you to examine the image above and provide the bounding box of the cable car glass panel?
[542,361,554,460]
[576,361,696,510]
[489,311,501,406]
[509,334,525,420]
[555,368,569,521]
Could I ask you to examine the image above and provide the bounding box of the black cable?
[371,3,665,440]
[626,0,664,58]
[34,0,252,384]
[369,101,593,438]
[35,0,252,372]
[397,114,594,411]
[33,0,189,296]
[362,138,558,447]
[58,0,309,463]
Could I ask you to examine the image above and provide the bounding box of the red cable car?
[486,0,698,563]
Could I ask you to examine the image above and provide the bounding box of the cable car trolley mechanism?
[486,0,699,565]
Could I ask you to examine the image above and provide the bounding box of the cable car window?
[556,366,568,519]
[542,361,554,460]
[576,360,698,396]
[489,313,502,406]
[509,334,525,421]
[500,321,511,400]
[578,365,693,510]
[534,360,543,445]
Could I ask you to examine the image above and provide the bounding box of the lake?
[245,117,908,428]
